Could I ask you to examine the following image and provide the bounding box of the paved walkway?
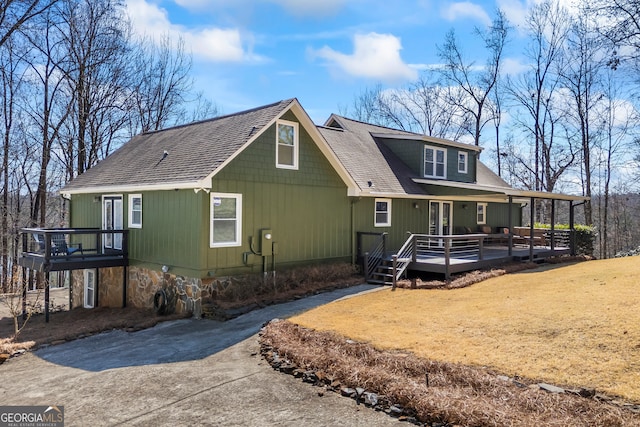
[0,285,402,426]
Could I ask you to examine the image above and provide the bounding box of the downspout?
[350,197,357,265]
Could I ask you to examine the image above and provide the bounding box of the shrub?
[534,223,596,256]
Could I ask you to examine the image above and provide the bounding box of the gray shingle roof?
[318,115,429,196]
[62,99,295,192]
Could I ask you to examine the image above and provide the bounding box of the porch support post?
[21,266,27,320]
[364,252,370,281]
[122,266,127,308]
[550,199,556,250]
[444,237,451,281]
[569,200,575,256]
[529,197,535,262]
[68,270,73,309]
[45,271,50,323]
[392,255,398,290]
[508,196,513,256]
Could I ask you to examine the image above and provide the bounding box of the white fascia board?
[360,192,517,203]
[413,178,589,202]
[61,181,207,195]
[289,101,359,193]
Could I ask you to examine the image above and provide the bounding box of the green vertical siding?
[379,137,477,184]
[70,190,204,277]
[353,198,429,251]
[206,111,352,276]
[377,138,423,175]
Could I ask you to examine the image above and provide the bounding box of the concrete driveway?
[0,285,402,426]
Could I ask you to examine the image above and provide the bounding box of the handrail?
[20,227,129,262]
[362,232,387,281]
[392,233,489,285]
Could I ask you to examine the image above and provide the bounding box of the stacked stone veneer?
[71,266,209,318]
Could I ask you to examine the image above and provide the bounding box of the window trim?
[275,119,299,170]
[374,198,392,227]
[477,202,488,225]
[424,145,447,179]
[210,193,243,248]
[128,194,142,229]
[83,269,96,309]
[458,151,468,174]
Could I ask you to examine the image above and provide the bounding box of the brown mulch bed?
[260,320,640,427]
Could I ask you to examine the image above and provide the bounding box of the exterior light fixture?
[161,265,169,273]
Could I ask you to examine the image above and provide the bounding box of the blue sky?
[124,0,560,124]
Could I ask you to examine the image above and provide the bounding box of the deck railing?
[359,232,387,281]
[392,234,491,286]
[20,227,129,268]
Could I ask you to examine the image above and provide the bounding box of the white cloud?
[311,33,418,83]
[441,2,492,26]
[174,0,347,16]
[501,57,529,76]
[125,0,264,63]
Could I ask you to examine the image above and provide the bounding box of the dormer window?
[276,120,299,170]
[458,151,468,174]
[424,146,446,179]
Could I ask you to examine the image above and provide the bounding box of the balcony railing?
[19,228,129,272]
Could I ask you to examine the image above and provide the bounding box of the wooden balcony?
[18,228,129,273]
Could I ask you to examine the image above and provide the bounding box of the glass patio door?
[102,196,123,251]
[429,201,453,246]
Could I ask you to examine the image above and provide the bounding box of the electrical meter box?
[260,229,272,254]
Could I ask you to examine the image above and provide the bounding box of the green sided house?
[18,99,587,317]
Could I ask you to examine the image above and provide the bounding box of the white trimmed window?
[276,120,299,169]
[210,193,242,247]
[84,269,96,308]
[477,203,487,225]
[424,146,446,179]
[458,151,468,174]
[128,194,142,228]
[374,198,392,227]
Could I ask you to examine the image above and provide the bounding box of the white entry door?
[102,196,123,250]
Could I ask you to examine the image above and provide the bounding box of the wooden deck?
[408,245,571,276]
[362,231,574,285]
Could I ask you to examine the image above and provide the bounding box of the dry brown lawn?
[289,257,640,404]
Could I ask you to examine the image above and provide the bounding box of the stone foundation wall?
[69,266,205,317]
[71,270,84,309]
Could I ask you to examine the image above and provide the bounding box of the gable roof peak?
[142,98,297,136]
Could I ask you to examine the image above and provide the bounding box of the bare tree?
[437,9,510,147]
[0,0,59,48]
[21,7,73,227]
[56,0,132,178]
[129,34,194,133]
[506,0,571,196]
[560,7,607,226]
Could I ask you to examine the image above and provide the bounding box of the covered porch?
[360,188,588,284]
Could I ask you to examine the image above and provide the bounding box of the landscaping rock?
[341,387,356,397]
[538,383,565,394]
[0,354,9,365]
[363,391,379,407]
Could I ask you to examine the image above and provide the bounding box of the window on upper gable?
[424,146,446,179]
[210,193,242,248]
[276,120,299,170]
[374,198,392,227]
[458,151,468,174]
